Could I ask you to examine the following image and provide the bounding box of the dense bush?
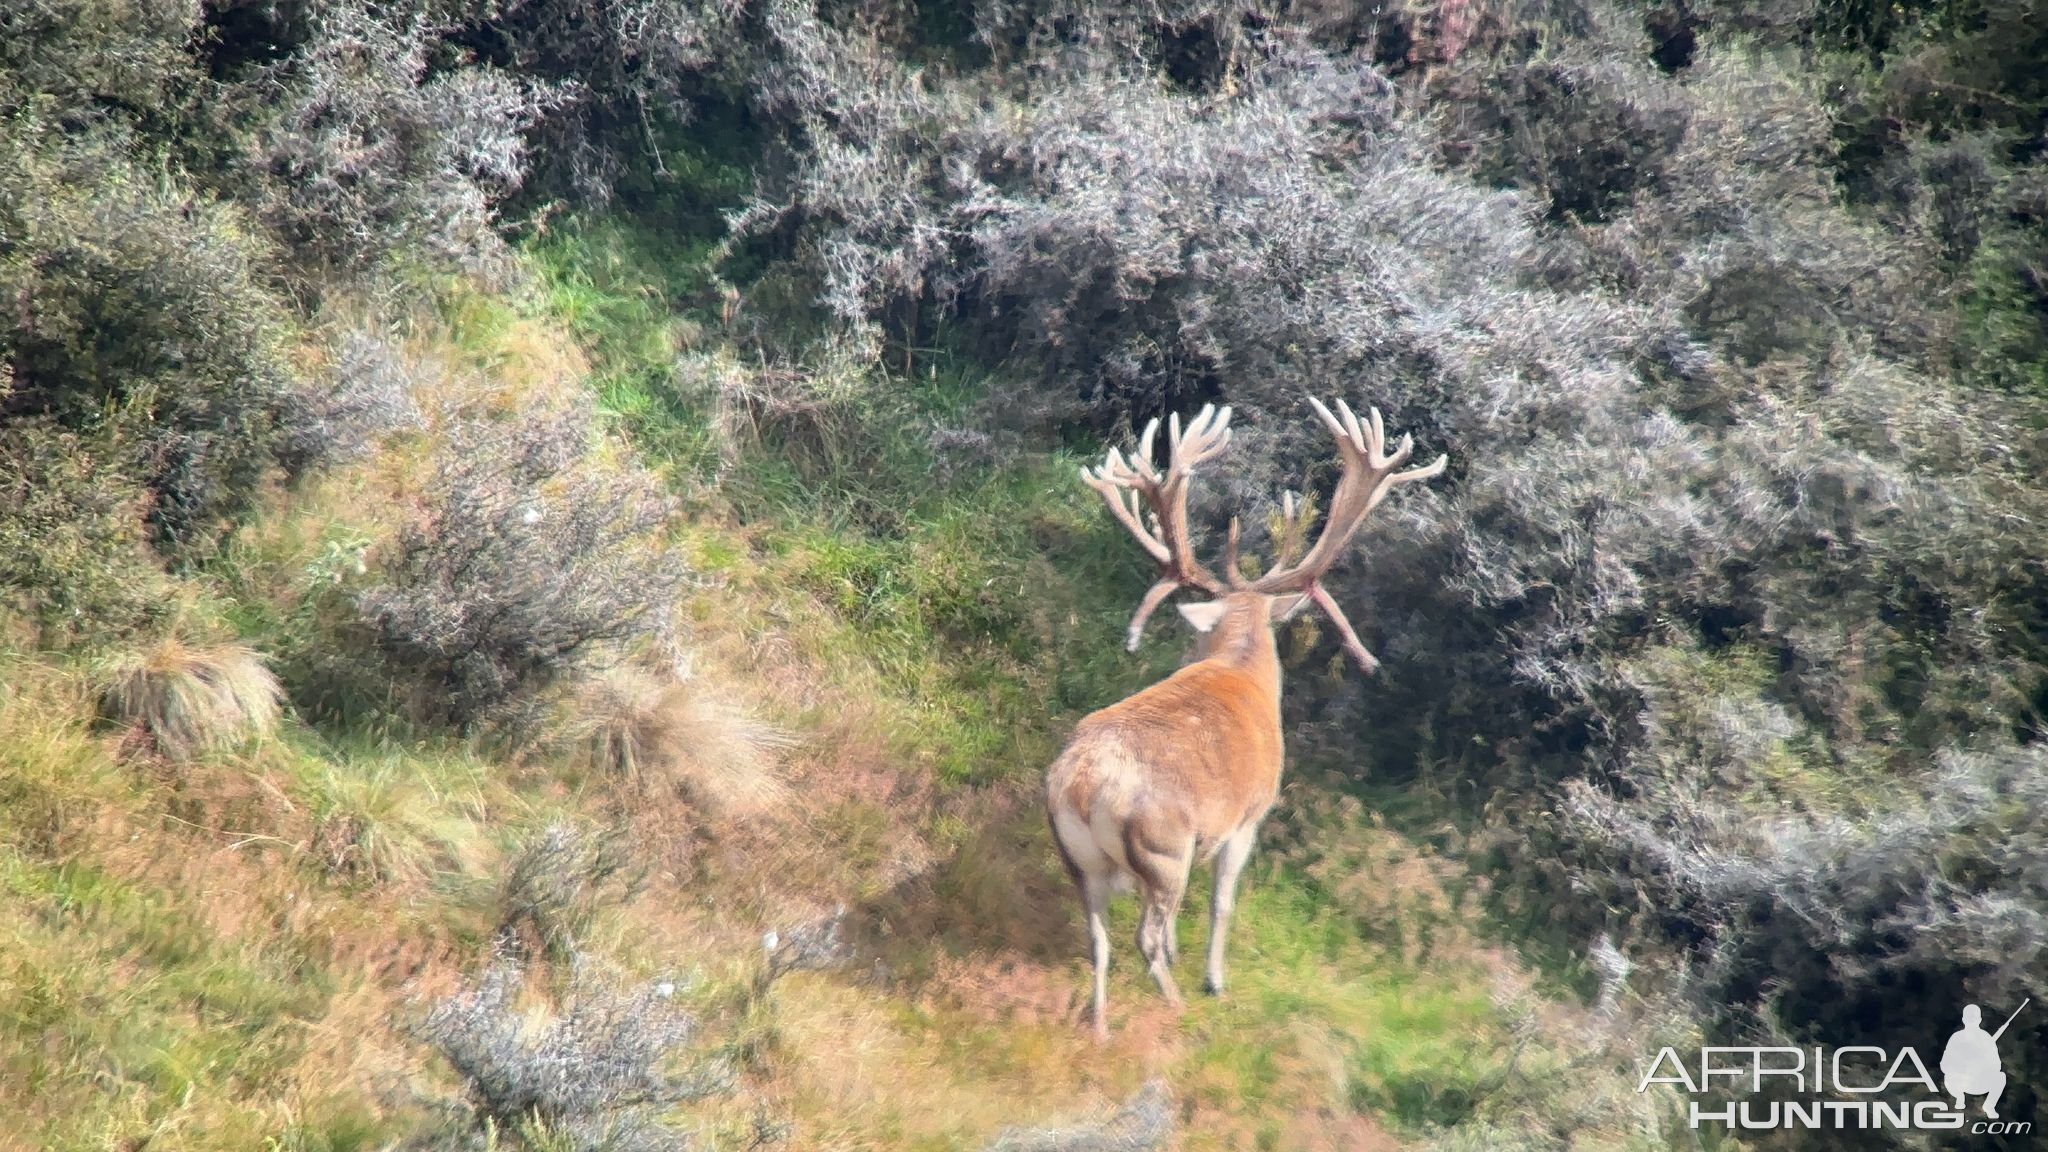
[473,0,745,200]
[0,0,207,134]
[354,407,691,728]
[0,126,295,557]
[238,1,563,281]
[0,421,175,647]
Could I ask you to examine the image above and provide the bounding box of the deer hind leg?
[1078,870,1113,1041]
[1205,823,1259,997]
[1126,834,1193,1010]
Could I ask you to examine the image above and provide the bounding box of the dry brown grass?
[562,663,798,818]
[96,639,283,762]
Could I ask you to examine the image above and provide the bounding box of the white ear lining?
[1176,600,1229,633]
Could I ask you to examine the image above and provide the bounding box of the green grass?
[521,204,1180,788]
[0,198,1685,1151]
[507,204,1685,1148]
[0,848,321,1149]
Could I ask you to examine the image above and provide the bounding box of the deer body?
[1049,400,1445,1040]
[1048,592,1287,1026]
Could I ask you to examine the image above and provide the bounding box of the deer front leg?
[1205,825,1258,996]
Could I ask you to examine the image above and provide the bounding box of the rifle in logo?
[1943,999,2028,1119]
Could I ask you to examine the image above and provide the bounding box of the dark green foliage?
[0,0,208,134]
[0,125,294,557]
[464,0,746,201]
[0,420,175,648]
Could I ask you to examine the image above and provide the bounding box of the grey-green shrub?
[353,407,690,728]
[0,123,294,557]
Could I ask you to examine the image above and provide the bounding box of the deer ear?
[1270,593,1311,622]
[1176,600,1229,634]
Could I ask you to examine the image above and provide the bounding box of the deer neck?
[1198,611,1285,710]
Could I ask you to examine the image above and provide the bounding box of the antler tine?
[1080,459,1170,565]
[1082,403,1239,649]
[1253,395,1448,672]
[1124,577,1182,652]
[1269,489,1309,570]
[1221,516,1244,587]
[1136,417,1163,482]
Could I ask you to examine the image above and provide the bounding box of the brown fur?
[1051,398,1444,1039]
[1045,589,1296,1039]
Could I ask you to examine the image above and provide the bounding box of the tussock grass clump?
[563,664,796,818]
[95,639,283,761]
[305,750,490,887]
[496,821,639,964]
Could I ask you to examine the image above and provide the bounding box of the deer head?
[1080,397,1446,673]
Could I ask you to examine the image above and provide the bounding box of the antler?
[1251,398,1446,673]
[1081,404,1235,651]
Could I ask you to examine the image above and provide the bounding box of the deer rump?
[1046,660,1281,895]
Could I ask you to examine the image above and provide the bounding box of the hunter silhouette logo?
[1637,999,2034,1135]
[1944,1000,2027,1119]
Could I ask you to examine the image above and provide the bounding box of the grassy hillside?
[7,0,2048,1149]
[0,232,1675,1150]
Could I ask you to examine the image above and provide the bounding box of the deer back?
[1048,603,1285,850]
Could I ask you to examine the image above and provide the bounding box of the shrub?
[481,0,745,200]
[560,664,797,816]
[0,124,296,556]
[0,0,206,133]
[495,821,638,965]
[415,957,729,1149]
[95,639,283,761]
[239,0,563,280]
[1567,742,2048,1090]
[982,1080,1174,1152]
[0,420,175,648]
[276,328,426,478]
[353,407,691,729]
